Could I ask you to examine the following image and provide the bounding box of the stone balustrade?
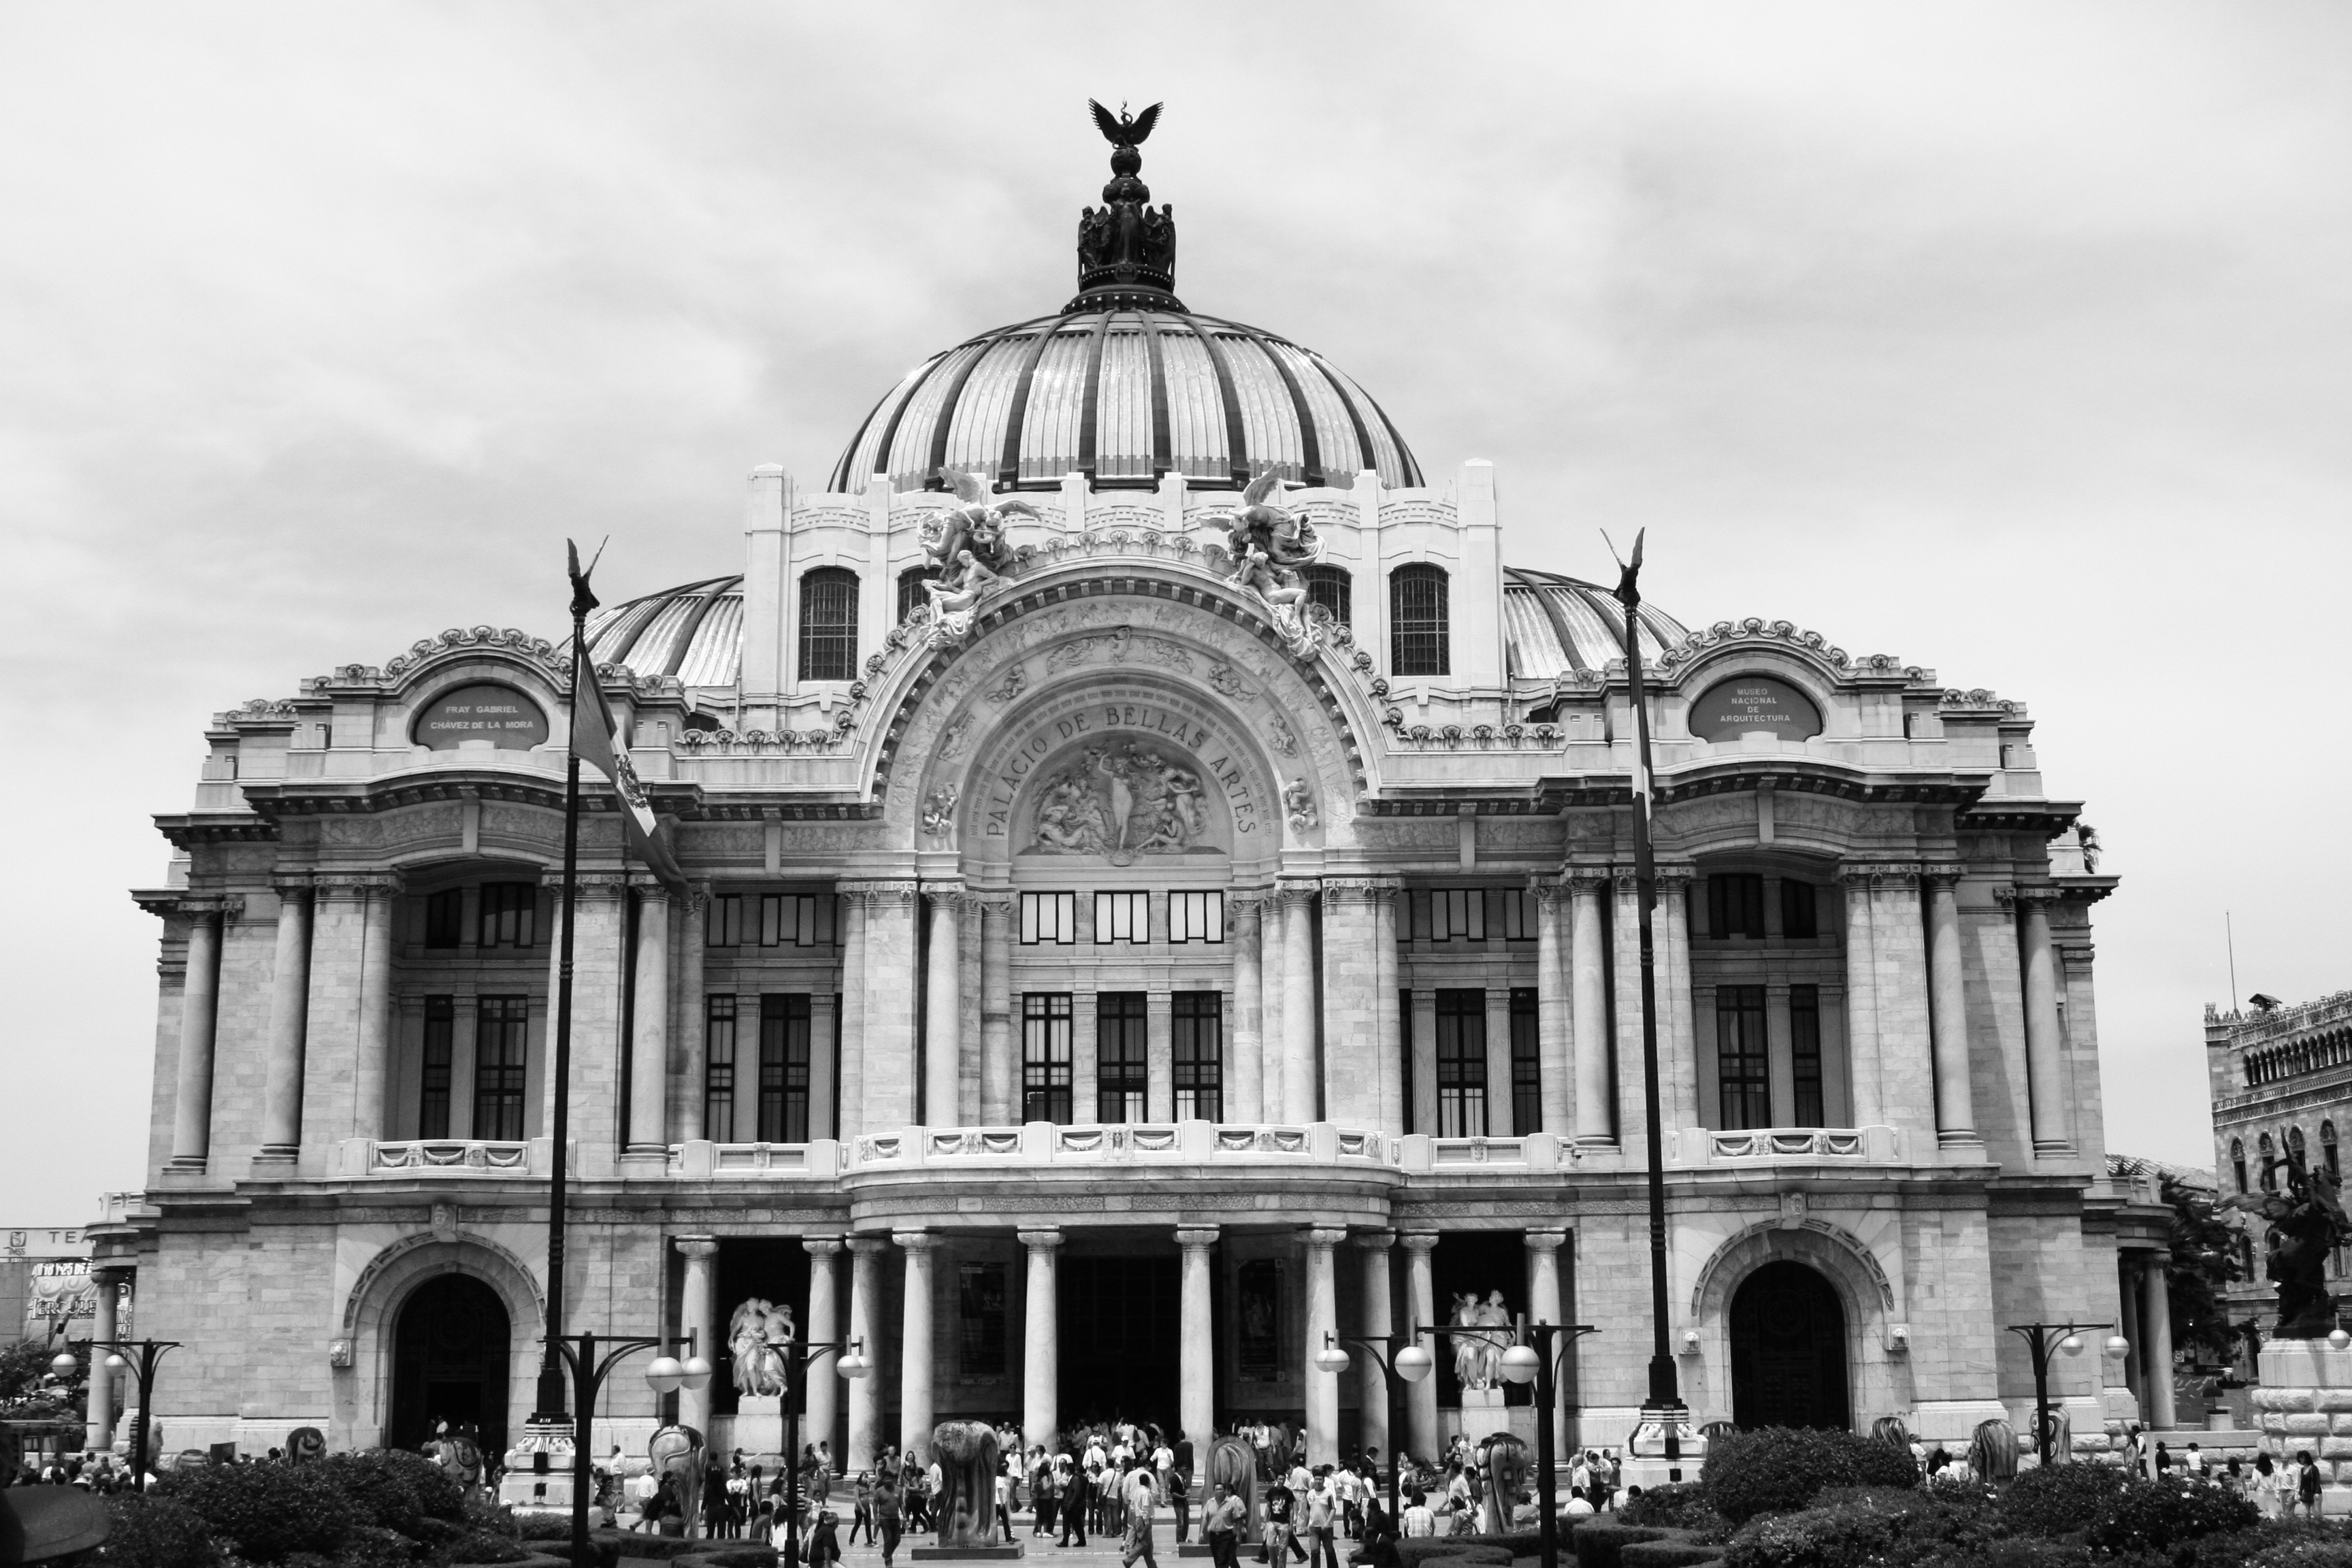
[329,1137,553,1177]
[1671,1125,1904,1166]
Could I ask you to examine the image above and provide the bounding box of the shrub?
[2076,1477,2257,1555]
[96,1494,223,1568]
[1570,1523,1665,1568]
[1393,1544,1509,1568]
[323,1452,467,1535]
[1620,1543,1727,1568]
[1620,1483,1727,1536]
[156,1461,358,1563]
[676,1551,779,1568]
[1700,1428,1918,1526]
[1997,1460,2133,1539]
[448,1533,534,1564]
[339,1525,425,1568]
[514,1517,574,1542]
[1720,1486,1997,1568]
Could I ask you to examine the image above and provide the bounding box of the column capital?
[1175,1226,1221,1250]
[1228,892,1269,921]
[922,880,969,909]
[1840,861,1924,889]
[1996,882,2061,912]
[803,1235,846,1259]
[563,870,632,902]
[840,880,921,907]
[270,872,316,900]
[1564,871,1611,898]
[972,892,1017,916]
[1301,1226,1348,1249]
[1352,1228,1399,1250]
[1921,864,1965,891]
[1531,877,1572,907]
[1652,864,1696,894]
[675,1235,721,1261]
[1017,1228,1064,1252]
[1399,1231,1442,1256]
[1522,1228,1567,1252]
[892,1230,938,1254]
[1320,878,1400,908]
[315,871,404,902]
[847,1234,894,1258]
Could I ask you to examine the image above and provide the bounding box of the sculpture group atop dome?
[1073,98,1180,310]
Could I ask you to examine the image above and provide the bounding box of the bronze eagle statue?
[1089,99,1162,148]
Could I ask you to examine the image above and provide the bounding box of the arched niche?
[1686,1219,1908,1433]
[334,1232,545,1453]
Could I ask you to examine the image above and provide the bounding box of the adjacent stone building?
[114,125,2153,1467]
[2208,990,2352,1343]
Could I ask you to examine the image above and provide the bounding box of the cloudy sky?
[3,3,2345,1215]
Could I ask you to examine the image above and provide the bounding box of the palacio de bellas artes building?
[103,109,2168,1477]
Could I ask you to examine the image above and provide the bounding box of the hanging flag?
[567,541,689,893]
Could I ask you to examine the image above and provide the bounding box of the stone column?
[2117,1256,2144,1401]
[837,888,870,1140]
[676,1237,720,1433]
[1304,1228,1344,1464]
[629,887,672,1153]
[1230,897,1266,1122]
[258,881,314,1160]
[167,900,227,1171]
[846,1237,888,1468]
[1020,1229,1063,1452]
[1261,891,1287,1121]
[84,1267,127,1452]
[924,887,964,1128]
[1354,1230,1396,1463]
[1525,1230,1568,1460]
[1374,885,1404,1131]
[1178,1227,1220,1446]
[1568,875,1613,1147]
[679,888,708,1141]
[1401,1233,1440,1459]
[896,1231,937,1460]
[1655,870,1699,1132]
[979,896,1015,1125]
[804,1237,844,1458]
[2012,887,2074,1155]
[1839,869,1883,1127]
[1923,871,1978,1147]
[1281,883,1320,1123]
[350,878,399,1141]
[1534,881,1571,1136]
[2141,1255,2177,1429]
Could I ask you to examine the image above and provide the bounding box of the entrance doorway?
[1728,1261,1849,1431]
[1059,1255,1181,1433]
[390,1273,512,1456]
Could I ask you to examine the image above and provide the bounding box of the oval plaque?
[411,683,549,750]
[1690,675,1824,742]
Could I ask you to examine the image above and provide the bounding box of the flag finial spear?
[566,537,607,619]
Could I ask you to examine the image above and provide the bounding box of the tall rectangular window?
[1487,889,1537,942]
[1434,988,1488,1137]
[1431,889,1486,943]
[473,996,529,1140]
[1789,985,1824,1127]
[1390,564,1451,676]
[1509,987,1541,1136]
[420,995,455,1138]
[1094,891,1149,944]
[1400,989,1416,1134]
[1096,992,1149,1123]
[1173,992,1223,1120]
[1020,892,1077,945]
[423,891,464,950]
[1169,891,1225,944]
[478,883,537,949]
[758,994,812,1143]
[1716,984,1771,1130]
[760,894,837,947]
[1780,879,1818,940]
[958,1262,1008,1376]
[798,568,860,682]
[706,895,743,948]
[704,995,738,1141]
[1022,994,1074,1124]
[1708,875,1766,939]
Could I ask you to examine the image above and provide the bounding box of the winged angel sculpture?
[1200,472,1324,653]
[917,468,1036,642]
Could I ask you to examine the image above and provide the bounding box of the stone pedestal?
[500,1420,578,1514]
[734,1394,784,1456]
[2254,1341,2352,1515]
[1444,1389,1533,1446]
[1620,1408,1708,1492]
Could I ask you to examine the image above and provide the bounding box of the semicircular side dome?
[585,566,1688,696]
[828,309,1425,496]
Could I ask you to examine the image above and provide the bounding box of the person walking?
[1170,1437,1194,1544]
[997,1465,1017,1542]
[1034,1451,1061,1539]
[1121,1458,1162,1568]
[1203,1481,1245,1568]
[1262,1470,1298,1567]
[806,1509,843,1568]
[2253,1452,2282,1517]
[2299,1451,2324,1518]
[849,1472,876,1545]
[1059,1453,1092,1548]
[875,1467,904,1568]
[1306,1468,1340,1568]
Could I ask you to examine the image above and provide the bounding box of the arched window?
[897,566,937,624]
[2231,1138,2248,1194]
[2326,1122,2341,1179]
[2292,1126,2309,1171]
[1303,565,1352,626]
[798,568,860,681]
[2260,1132,2277,1190]
[1390,564,1450,676]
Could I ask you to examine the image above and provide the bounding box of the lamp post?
[1607,532,1689,1478]
[542,1332,710,1567]
[777,1338,869,1568]
[1313,1333,1421,1532]
[1394,1319,1597,1568]
[2003,1321,2120,1468]
[61,1339,177,1492]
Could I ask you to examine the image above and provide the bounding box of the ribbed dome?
[587,567,1685,694]
[829,309,1423,496]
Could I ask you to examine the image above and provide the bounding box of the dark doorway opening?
[390,1273,512,1457]
[1431,1232,1532,1408]
[1059,1254,1181,1433]
[1729,1260,1850,1430]
[709,1240,813,1418]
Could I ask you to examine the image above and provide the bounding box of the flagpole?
[535,557,598,1422]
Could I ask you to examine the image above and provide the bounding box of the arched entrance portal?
[390,1273,512,1457]
[1729,1260,1850,1431]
